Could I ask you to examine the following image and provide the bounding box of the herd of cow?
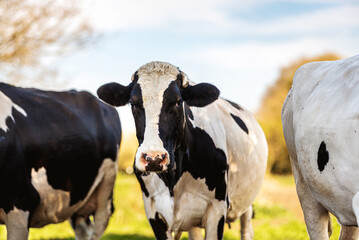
[0,55,358,240]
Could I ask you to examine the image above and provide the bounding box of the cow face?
[97,62,219,172]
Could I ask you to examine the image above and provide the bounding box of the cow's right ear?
[97,82,134,106]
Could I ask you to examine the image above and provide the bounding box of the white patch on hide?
[30,158,115,227]
[172,172,227,232]
[188,104,227,157]
[7,207,30,226]
[30,167,74,226]
[6,207,30,239]
[141,173,174,226]
[134,67,178,171]
[0,91,27,132]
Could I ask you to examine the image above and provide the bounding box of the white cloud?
[183,36,359,111]
[81,0,359,37]
[82,0,232,32]
[66,0,359,113]
[187,38,346,71]
[252,5,359,36]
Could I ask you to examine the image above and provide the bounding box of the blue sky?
[50,0,359,132]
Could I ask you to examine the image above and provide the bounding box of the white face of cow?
[97,61,220,173]
[133,70,179,172]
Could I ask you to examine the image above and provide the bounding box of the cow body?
[98,61,267,240]
[0,83,121,240]
[282,54,359,239]
[139,98,267,239]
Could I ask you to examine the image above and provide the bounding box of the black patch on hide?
[318,141,329,172]
[230,113,249,134]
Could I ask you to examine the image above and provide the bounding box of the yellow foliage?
[256,53,342,174]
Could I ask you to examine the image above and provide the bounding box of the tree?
[0,0,94,86]
[256,53,341,174]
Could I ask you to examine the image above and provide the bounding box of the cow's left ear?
[97,82,134,106]
[182,83,220,107]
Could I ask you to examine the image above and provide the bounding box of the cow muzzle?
[138,151,169,172]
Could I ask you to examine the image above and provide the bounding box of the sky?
[52,0,359,133]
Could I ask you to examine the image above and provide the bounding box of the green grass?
[0,173,343,239]
[252,204,341,240]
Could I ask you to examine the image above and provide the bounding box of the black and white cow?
[282,54,359,239]
[0,83,121,240]
[97,61,268,240]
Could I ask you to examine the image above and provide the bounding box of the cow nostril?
[161,154,166,160]
[141,153,152,163]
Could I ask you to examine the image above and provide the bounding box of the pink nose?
[140,152,169,172]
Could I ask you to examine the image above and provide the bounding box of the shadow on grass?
[36,234,156,240]
[35,238,75,240]
[103,234,155,240]
[104,234,190,240]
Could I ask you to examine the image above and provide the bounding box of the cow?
[97,61,268,240]
[282,54,359,239]
[0,82,122,240]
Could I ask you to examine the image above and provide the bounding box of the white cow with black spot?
[282,54,359,239]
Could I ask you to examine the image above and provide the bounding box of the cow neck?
[177,103,228,201]
[152,103,191,196]
[177,104,196,174]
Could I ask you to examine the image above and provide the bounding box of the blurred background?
[0,0,358,239]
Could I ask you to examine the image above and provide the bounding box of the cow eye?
[176,99,182,108]
[129,100,136,109]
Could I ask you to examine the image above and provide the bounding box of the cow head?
[97,62,219,172]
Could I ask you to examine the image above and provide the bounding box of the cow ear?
[182,83,220,107]
[97,82,134,106]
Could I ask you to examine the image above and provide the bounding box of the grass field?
[0,173,342,239]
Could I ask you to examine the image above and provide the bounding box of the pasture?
[0,172,341,240]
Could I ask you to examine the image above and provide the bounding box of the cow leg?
[339,226,359,240]
[6,178,40,240]
[90,198,113,240]
[188,227,203,240]
[291,157,331,240]
[204,215,225,240]
[240,206,254,240]
[70,215,94,240]
[204,203,226,240]
[6,208,30,240]
[174,231,182,240]
[90,163,117,240]
[148,215,173,240]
